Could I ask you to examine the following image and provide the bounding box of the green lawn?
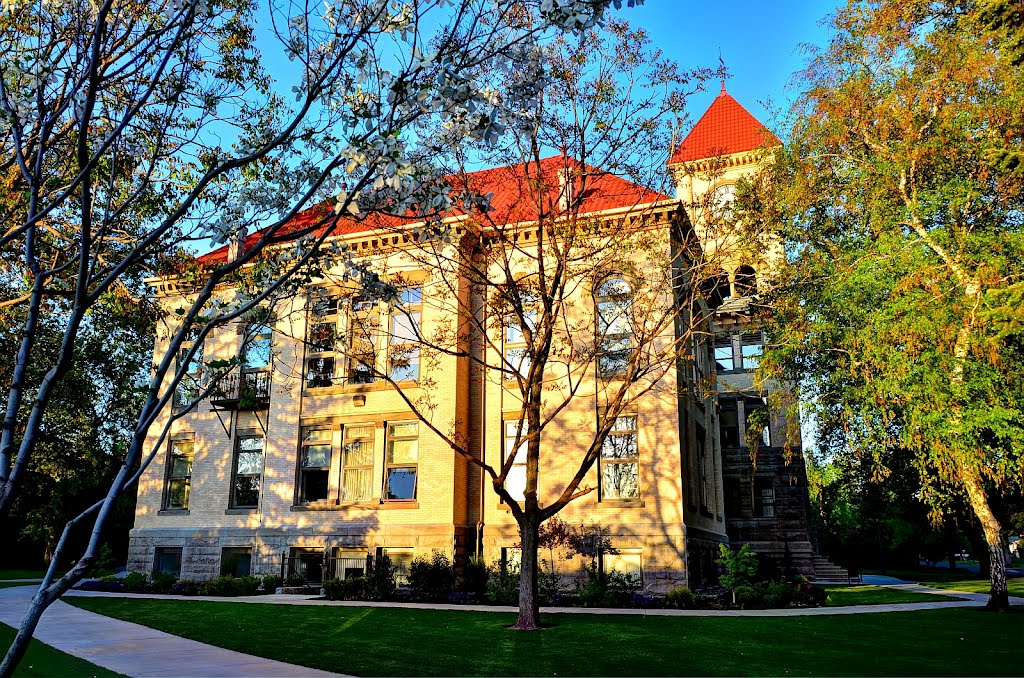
[0,623,123,677]
[866,570,1024,596]
[820,585,957,606]
[0,570,46,581]
[68,597,1023,676]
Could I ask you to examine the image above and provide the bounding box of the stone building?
[128,89,820,590]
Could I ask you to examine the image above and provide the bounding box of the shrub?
[576,563,641,608]
[150,571,176,594]
[664,587,695,609]
[261,575,282,593]
[457,556,489,602]
[365,554,396,601]
[171,579,198,595]
[199,575,247,596]
[283,573,306,588]
[538,568,562,605]
[762,581,792,608]
[237,575,261,595]
[733,585,759,608]
[324,576,366,601]
[486,563,520,606]
[123,572,150,593]
[409,551,455,602]
[791,580,828,607]
[716,544,759,590]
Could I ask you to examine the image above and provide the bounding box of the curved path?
[0,585,345,677]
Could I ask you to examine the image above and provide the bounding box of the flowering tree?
[0,0,640,670]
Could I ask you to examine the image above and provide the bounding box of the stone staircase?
[810,555,854,582]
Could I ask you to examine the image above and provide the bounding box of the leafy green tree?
[754,0,1024,610]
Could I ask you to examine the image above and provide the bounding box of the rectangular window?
[173,325,203,408]
[349,296,378,384]
[744,396,771,448]
[754,477,775,518]
[381,547,414,585]
[384,422,418,501]
[389,287,422,382]
[342,424,374,502]
[164,440,194,510]
[503,419,528,502]
[298,427,333,504]
[719,398,740,448]
[600,415,639,500]
[306,296,339,388]
[503,308,536,382]
[601,548,642,579]
[220,547,252,577]
[714,341,734,372]
[331,547,368,580]
[697,429,710,511]
[154,547,183,577]
[243,323,273,371]
[232,435,264,508]
[596,277,633,377]
[741,333,762,370]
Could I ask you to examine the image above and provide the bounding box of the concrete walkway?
[0,585,345,677]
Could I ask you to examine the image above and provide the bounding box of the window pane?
[308,322,337,352]
[167,478,190,509]
[389,422,418,438]
[155,548,182,576]
[401,287,423,305]
[601,433,637,459]
[233,475,260,507]
[236,450,263,476]
[387,438,418,464]
[311,296,338,316]
[238,436,264,452]
[390,311,420,343]
[602,461,639,499]
[506,465,526,501]
[385,467,417,500]
[598,335,632,376]
[302,444,331,469]
[300,469,330,502]
[597,300,630,335]
[344,439,373,467]
[244,329,272,369]
[390,347,420,381]
[506,347,531,380]
[602,551,642,578]
[714,345,734,371]
[170,456,192,477]
[612,415,636,432]
[303,428,331,442]
[343,468,372,501]
[221,548,252,577]
[597,277,631,297]
[741,342,761,369]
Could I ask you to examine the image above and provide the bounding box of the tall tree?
[0,0,631,670]
[281,20,716,629]
[755,0,1024,610]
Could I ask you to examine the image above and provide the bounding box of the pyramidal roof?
[668,85,780,164]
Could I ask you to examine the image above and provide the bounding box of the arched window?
[595,276,633,377]
[733,265,757,297]
[700,271,731,309]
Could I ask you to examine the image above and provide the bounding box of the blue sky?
[630,0,838,135]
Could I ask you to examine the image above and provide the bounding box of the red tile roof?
[668,86,780,164]
[198,155,671,264]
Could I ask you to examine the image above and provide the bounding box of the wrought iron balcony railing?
[210,370,271,410]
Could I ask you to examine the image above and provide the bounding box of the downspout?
[476,280,487,560]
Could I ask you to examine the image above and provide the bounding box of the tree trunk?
[514,517,541,630]
[961,469,1009,611]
